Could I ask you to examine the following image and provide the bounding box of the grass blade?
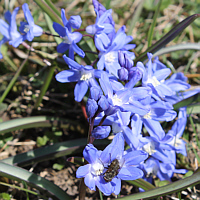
[0,57,28,104]
[127,0,145,36]
[147,0,162,47]
[34,65,55,108]
[34,0,62,25]
[44,0,61,17]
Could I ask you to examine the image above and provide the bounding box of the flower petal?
[118,166,143,180]
[74,80,88,102]
[76,164,91,178]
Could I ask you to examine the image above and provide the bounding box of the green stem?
[0,57,28,104]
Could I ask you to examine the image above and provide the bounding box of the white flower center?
[24,25,30,33]
[112,95,122,106]
[63,36,71,44]
[147,76,160,87]
[142,140,156,155]
[105,52,115,63]
[143,110,152,119]
[91,162,104,176]
[80,72,92,81]
[168,137,182,147]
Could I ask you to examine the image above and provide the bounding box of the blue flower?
[164,72,190,92]
[53,9,84,59]
[97,26,135,77]
[166,107,187,157]
[88,0,116,51]
[76,133,148,196]
[92,0,115,28]
[142,53,173,100]
[141,157,187,182]
[0,7,21,57]
[86,9,114,51]
[98,72,147,115]
[55,55,102,102]
[11,3,43,47]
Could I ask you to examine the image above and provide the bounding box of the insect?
[103,159,120,182]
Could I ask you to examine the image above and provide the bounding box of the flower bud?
[118,67,128,81]
[92,126,111,139]
[69,15,82,29]
[86,98,98,118]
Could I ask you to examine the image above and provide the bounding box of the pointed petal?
[74,81,88,102]
[72,42,85,58]
[118,166,143,180]
[76,164,91,178]
[22,3,34,26]
[55,70,80,82]
[53,22,66,37]
[123,150,148,166]
[63,54,82,69]
[61,9,68,27]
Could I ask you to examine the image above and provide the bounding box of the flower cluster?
[55,1,200,195]
[1,0,200,197]
[0,3,43,57]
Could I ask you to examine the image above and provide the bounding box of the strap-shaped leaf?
[2,138,109,167]
[153,43,200,57]
[0,162,71,200]
[135,14,200,62]
[34,0,62,25]
[2,138,87,166]
[118,168,200,200]
[0,116,82,134]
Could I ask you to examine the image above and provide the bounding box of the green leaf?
[0,57,28,104]
[173,92,200,110]
[0,162,71,200]
[37,135,49,147]
[127,0,145,36]
[0,193,11,200]
[147,0,162,47]
[187,103,200,114]
[155,179,170,187]
[34,65,55,109]
[135,14,200,62]
[126,178,155,191]
[44,0,61,17]
[182,171,193,178]
[1,138,109,167]
[53,163,65,170]
[44,13,62,44]
[153,43,200,58]
[34,0,62,25]
[0,116,81,135]
[118,168,200,200]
